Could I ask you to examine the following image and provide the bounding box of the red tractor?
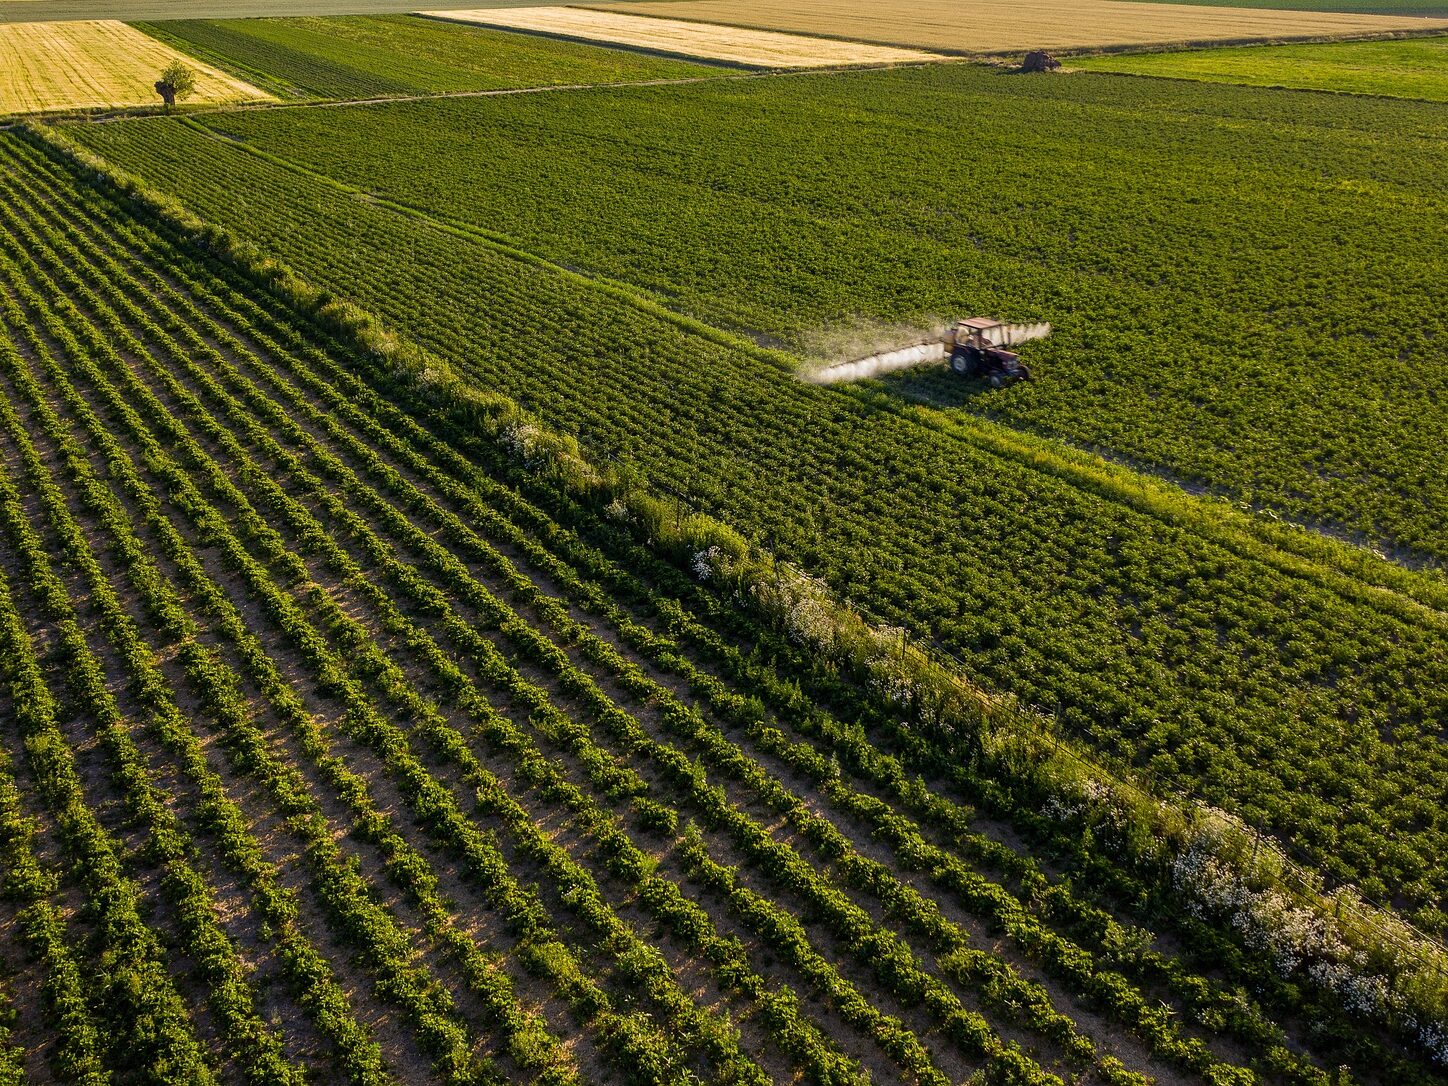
[944,317,1049,386]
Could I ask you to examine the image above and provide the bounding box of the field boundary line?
[168,111,1448,630]
[35,74,733,125]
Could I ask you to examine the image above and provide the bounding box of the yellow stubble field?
[0,20,272,114]
[422,6,946,66]
[592,0,1448,54]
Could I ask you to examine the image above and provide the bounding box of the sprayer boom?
[805,316,1049,386]
[950,318,1052,349]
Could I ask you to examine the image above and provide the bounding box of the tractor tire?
[951,348,978,377]
[990,375,1004,388]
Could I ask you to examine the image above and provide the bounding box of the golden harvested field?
[0,20,272,114]
[592,0,1448,54]
[421,5,945,66]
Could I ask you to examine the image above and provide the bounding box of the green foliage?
[5,81,1448,1086]
[1121,0,1448,12]
[140,14,719,100]
[172,64,1448,562]
[156,59,197,105]
[1077,35,1448,101]
[68,82,1448,919]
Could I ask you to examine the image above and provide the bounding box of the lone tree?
[154,61,197,109]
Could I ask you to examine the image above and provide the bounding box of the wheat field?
[592,0,1448,53]
[0,20,272,114]
[422,6,945,65]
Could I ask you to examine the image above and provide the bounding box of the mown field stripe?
[0,20,271,116]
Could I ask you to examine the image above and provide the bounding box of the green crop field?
[72,64,1448,930]
[1076,35,1448,100]
[100,67,1448,563]
[2,8,1447,1085]
[8,119,1441,1086]
[142,14,719,100]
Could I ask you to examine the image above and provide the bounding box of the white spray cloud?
[803,340,946,385]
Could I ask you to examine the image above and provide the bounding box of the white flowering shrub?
[866,656,917,708]
[691,545,724,582]
[500,421,542,465]
[1041,776,1116,826]
[1408,1018,1448,1066]
[1169,834,1448,1060]
[783,595,834,649]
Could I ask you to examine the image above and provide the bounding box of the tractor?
[804,315,1050,387]
[944,317,1046,386]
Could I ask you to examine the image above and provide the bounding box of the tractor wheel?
[990,375,1004,388]
[950,350,971,376]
